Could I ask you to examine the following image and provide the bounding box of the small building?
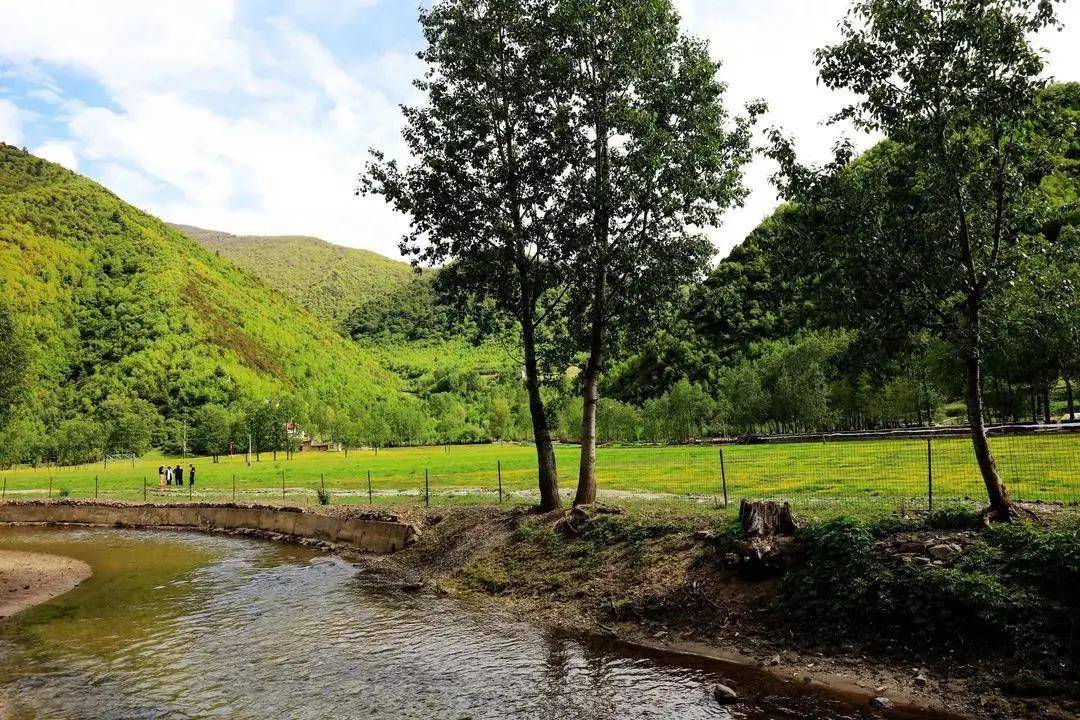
[300,440,340,452]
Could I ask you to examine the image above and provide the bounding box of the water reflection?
[0,527,939,720]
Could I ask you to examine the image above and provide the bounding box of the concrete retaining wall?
[0,503,417,553]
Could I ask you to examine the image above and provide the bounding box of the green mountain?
[173,224,415,327]
[0,144,399,446]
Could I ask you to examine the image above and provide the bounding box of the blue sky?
[0,0,1076,259]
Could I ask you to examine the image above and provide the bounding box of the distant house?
[301,439,340,452]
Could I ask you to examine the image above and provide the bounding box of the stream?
[0,526,952,720]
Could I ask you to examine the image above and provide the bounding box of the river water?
[0,526,947,720]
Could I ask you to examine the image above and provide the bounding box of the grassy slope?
[0,144,398,419]
[174,224,415,328]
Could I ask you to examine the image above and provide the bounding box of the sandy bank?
[0,550,91,619]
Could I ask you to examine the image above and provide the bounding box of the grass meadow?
[1,433,1077,514]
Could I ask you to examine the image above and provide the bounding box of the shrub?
[778,515,1039,649]
[315,486,331,506]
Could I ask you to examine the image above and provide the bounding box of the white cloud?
[32,140,78,171]
[0,0,413,256]
[0,100,22,146]
[0,0,1075,260]
[679,0,1080,257]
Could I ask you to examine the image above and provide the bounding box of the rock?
[802,676,813,685]
[914,674,928,687]
[874,685,888,694]
[928,543,961,561]
[899,541,928,554]
[768,654,781,666]
[711,684,739,704]
[870,697,893,710]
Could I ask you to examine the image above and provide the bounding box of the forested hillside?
[0,144,399,462]
[178,230,533,445]
[174,224,415,328]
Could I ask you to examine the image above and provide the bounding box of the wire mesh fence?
[1,426,1077,515]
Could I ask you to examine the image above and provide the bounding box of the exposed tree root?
[980,503,1040,526]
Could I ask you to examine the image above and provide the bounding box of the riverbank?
[0,549,91,619]
[353,504,1079,720]
[2,499,1074,718]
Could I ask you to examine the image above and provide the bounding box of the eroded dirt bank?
[0,549,91,619]
[348,504,1078,720]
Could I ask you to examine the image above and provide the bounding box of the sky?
[0,1,1076,262]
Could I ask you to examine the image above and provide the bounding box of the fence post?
[497,460,503,504]
[95,475,99,499]
[48,476,53,499]
[425,469,430,508]
[367,470,373,505]
[232,474,236,502]
[2,477,6,499]
[281,470,286,501]
[927,436,933,512]
[719,448,728,507]
[143,476,147,502]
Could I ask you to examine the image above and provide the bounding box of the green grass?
[2,434,1077,512]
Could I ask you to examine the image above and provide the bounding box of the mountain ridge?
[173,224,415,328]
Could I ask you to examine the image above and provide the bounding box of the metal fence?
[1,426,1078,514]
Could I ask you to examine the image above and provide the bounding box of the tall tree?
[557,0,760,504]
[363,0,576,511]
[0,301,28,430]
[771,0,1065,520]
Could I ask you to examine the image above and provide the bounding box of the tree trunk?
[964,354,1012,517]
[575,81,611,507]
[1043,387,1052,424]
[574,267,606,507]
[1067,378,1075,422]
[521,289,561,512]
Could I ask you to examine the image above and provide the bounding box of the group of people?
[157,463,196,491]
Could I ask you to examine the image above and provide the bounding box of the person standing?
[166,466,173,486]
[188,464,196,487]
[158,465,165,491]
[175,464,184,487]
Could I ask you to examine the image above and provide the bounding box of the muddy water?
[0,526,947,720]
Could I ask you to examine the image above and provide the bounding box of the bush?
[316,486,331,506]
[56,488,71,498]
[778,515,1040,649]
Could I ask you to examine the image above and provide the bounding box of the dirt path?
[0,550,91,619]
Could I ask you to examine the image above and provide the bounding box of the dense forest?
[604,82,1080,436]
[174,224,415,329]
[0,144,399,464]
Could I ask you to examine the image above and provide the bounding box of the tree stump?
[733,500,800,580]
[739,500,799,538]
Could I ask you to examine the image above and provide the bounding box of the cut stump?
[734,500,800,580]
[739,500,799,538]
